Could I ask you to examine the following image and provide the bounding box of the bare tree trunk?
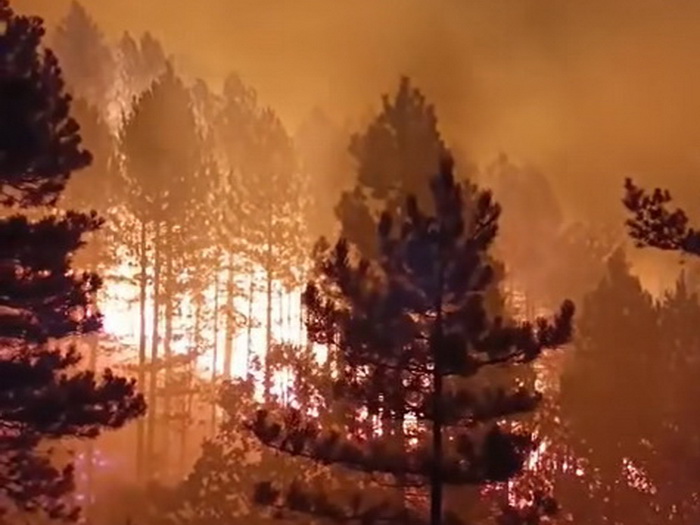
[223,252,235,378]
[136,220,148,482]
[146,221,161,480]
[246,271,254,374]
[183,293,203,475]
[162,229,174,479]
[286,291,293,341]
[430,267,446,525]
[210,264,220,435]
[85,334,99,518]
[264,265,273,402]
[180,355,194,477]
[278,287,284,341]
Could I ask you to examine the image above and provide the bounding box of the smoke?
[24,0,700,229]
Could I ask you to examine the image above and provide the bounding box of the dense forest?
[2,1,700,524]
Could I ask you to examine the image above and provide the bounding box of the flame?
[98,261,307,381]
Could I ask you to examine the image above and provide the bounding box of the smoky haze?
[24,0,700,224]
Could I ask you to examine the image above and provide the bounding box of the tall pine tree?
[120,63,204,481]
[250,158,574,525]
[51,2,115,113]
[0,1,144,519]
[338,77,505,317]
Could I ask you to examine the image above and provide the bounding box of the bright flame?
[98,260,307,381]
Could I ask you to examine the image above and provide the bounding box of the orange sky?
[21,0,700,260]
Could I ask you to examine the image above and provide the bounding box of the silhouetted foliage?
[0,2,145,519]
[623,178,700,256]
[120,62,209,480]
[335,76,450,261]
[250,158,574,525]
[338,79,506,319]
[0,0,91,206]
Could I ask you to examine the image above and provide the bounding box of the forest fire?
[4,1,700,525]
[98,262,308,383]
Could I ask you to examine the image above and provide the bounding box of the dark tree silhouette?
[0,0,91,207]
[338,78,505,318]
[558,248,664,524]
[0,1,145,520]
[214,73,308,397]
[335,76,450,261]
[623,178,700,256]
[250,158,574,525]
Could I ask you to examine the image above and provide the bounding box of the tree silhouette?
[250,158,574,525]
[335,76,449,261]
[214,74,308,397]
[0,1,145,519]
[623,178,700,256]
[338,78,505,317]
[620,178,700,521]
[120,63,206,480]
[0,0,91,207]
[51,1,115,112]
[558,248,665,524]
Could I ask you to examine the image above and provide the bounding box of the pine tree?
[51,1,115,112]
[620,178,700,521]
[338,78,505,318]
[215,74,308,397]
[653,272,700,522]
[0,2,91,207]
[211,73,258,381]
[249,158,574,525]
[120,63,205,481]
[623,177,700,256]
[336,76,449,261]
[111,31,168,128]
[558,248,664,524]
[0,0,145,519]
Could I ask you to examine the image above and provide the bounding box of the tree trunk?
[180,354,194,477]
[146,221,161,480]
[184,293,203,474]
[161,228,174,479]
[430,268,445,525]
[136,220,148,482]
[286,291,293,341]
[223,252,235,378]
[278,287,284,341]
[264,267,273,402]
[210,266,220,436]
[85,333,99,517]
[246,272,254,374]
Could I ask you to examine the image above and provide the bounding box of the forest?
[2,1,700,524]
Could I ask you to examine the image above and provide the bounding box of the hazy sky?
[23,0,700,230]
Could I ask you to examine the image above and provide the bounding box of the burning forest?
[2,1,700,524]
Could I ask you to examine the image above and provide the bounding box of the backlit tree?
[250,158,574,525]
[0,1,145,520]
[51,1,115,112]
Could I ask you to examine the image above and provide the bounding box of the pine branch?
[248,409,533,486]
